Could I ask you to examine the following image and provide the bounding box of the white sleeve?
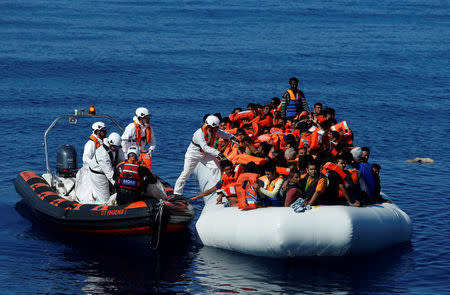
[97,148,115,185]
[121,123,135,154]
[82,140,96,166]
[192,128,220,157]
[216,129,234,140]
[148,126,156,152]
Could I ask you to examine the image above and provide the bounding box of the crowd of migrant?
[188,77,391,210]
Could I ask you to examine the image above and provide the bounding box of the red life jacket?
[89,135,102,148]
[117,162,143,191]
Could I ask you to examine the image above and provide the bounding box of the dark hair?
[289,77,299,83]
[330,131,340,140]
[213,113,223,121]
[361,147,371,153]
[263,160,277,172]
[232,107,242,113]
[271,97,281,106]
[333,155,346,164]
[372,163,381,170]
[326,107,335,116]
[236,128,246,136]
[244,162,264,175]
[320,119,334,130]
[314,102,323,108]
[295,121,310,132]
[259,142,272,155]
[247,103,257,110]
[220,160,233,169]
[289,168,300,178]
[222,117,232,124]
[307,160,318,168]
[341,151,354,164]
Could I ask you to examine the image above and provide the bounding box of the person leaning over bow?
[173,115,238,197]
[281,77,310,121]
[121,107,155,169]
[190,160,240,206]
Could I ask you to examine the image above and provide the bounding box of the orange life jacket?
[201,124,217,148]
[310,128,329,153]
[236,173,259,210]
[331,121,353,144]
[134,122,152,147]
[287,89,299,101]
[232,110,255,127]
[232,154,267,166]
[276,166,291,176]
[299,132,311,149]
[259,175,284,192]
[223,142,239,162]
[89,135,102,148]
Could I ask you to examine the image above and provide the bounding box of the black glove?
[231,136,240,145]
[217,153,228,161]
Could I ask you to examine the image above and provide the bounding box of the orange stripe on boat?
[49,198,67,206]
[20,171,40,182]
[91,205,109,211]
[125,201,147,209]
[31,182,49,190]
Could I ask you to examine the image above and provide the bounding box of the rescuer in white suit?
[75,122,108,203]
[82,121,108,166]
[85,132,123,204]
[173,115,237,196]
[121,107,155,169]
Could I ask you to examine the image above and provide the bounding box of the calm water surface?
[0,0,449,294]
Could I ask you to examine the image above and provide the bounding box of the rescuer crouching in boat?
[114,146,165,205]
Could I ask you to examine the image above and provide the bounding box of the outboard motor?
[56,145,78,177]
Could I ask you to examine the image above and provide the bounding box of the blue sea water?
[1,0,449,294]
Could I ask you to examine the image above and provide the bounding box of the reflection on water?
[193,245,413,294]
[14,201,197,294]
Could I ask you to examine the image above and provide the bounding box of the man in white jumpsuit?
[121,107,155,169]
[173,115,237,196]
[75,122,108,202]
[84,133,123,204]
[82,121,108,166]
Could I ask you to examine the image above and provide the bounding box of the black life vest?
[301,174,329,201]
[117,162,143,191]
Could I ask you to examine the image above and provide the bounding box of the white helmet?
[127,145,140,158]
[205,115,220,127]
[92,121,107,132]
[107,132,122,148]
[136,107,150,119]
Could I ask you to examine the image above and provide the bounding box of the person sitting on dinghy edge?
[254,161,285,207]
[173,114,238,197]
[86,132,123,204]
[190,160,241,206]
[114,146,157,206]
[82,121,108,166]
[121,107,155,170]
